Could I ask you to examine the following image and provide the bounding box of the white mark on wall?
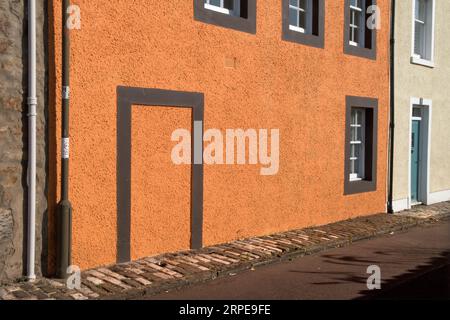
[66,5,81,30]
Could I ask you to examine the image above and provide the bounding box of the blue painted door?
[411,120,421,202]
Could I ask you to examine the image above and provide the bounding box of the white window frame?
[349,108,366,181]
[349,0,366,47]
[411,0,435,68]
[204,0,241,17]
[288,0,313,34]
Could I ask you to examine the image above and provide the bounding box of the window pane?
[354,158,360,175]
[351,26,359,44]
[289,8,298,27]
[299,0,307,9]
[351,144,361,159]
[351,10,361,27]
[349,0,366,47]
[351,144,356,158]
[351,109,362,125]
[224,0,234,10]
[415,0,420,18]
[351,159,357,174]
[414,21,425,56]
[299,10,306,29]
[350,9,361,45]
[350,107,366,180]
[289,0,313,33]
[351,126,362,142]
[415,0,427,21]
[358,110,363,124]
[208,0,221,7]
[413,107,422,117]
[350,145,361,176]
[350,153,360,175]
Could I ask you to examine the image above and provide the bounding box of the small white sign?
[62,86,70,100]
[62,138,70,159]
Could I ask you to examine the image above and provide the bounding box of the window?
[349,108,366,181]
[349,0,365,47]
[194,0,256,34]
[344,0,377,60]
[282,0,325,48]
[412,0,434,65]
[289,0,312,34]
[344,96,378,195]
[204,0,240,17]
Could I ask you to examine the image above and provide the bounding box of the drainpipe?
[56,0,73,279]
[27,0,37,281]
[387,0,396,213]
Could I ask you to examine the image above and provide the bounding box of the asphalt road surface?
[144,219,450,300]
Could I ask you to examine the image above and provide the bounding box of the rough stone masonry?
[0,0,47,282]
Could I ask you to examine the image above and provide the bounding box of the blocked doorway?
[116,87,204,263]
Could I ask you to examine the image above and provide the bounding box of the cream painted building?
[391,0,450,211]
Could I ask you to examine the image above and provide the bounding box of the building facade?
[0,0,395,281]
[48,0,390,272]
[391,0,450,212]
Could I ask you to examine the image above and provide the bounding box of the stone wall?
[0,0,47,282]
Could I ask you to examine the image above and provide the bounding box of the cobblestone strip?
[1,202,449,300]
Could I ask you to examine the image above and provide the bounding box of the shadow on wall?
[40,0,52,278]
[21,0,29,277]
[21,1,54,275]
[19,0,52,278]
[44,0,57,277]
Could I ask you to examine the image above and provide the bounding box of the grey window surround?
[343,0,377,60]
[344,96,378,195]
[282,0,325,48]
[194,0,257,34]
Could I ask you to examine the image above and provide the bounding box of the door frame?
[408,97,432,208]
[116,86,204,263]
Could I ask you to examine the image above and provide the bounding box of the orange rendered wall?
[131,106,192,261]
[48,0,390,271]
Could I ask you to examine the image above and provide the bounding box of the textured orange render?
[49,1,391,270]
[131,106,192,260]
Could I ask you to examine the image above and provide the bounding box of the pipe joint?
[27,97,37,117]
[27,97,38,106]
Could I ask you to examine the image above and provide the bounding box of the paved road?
[145,220,450,300]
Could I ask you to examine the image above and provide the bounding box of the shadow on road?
[356,250,450,300]
[286,248,449,299]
